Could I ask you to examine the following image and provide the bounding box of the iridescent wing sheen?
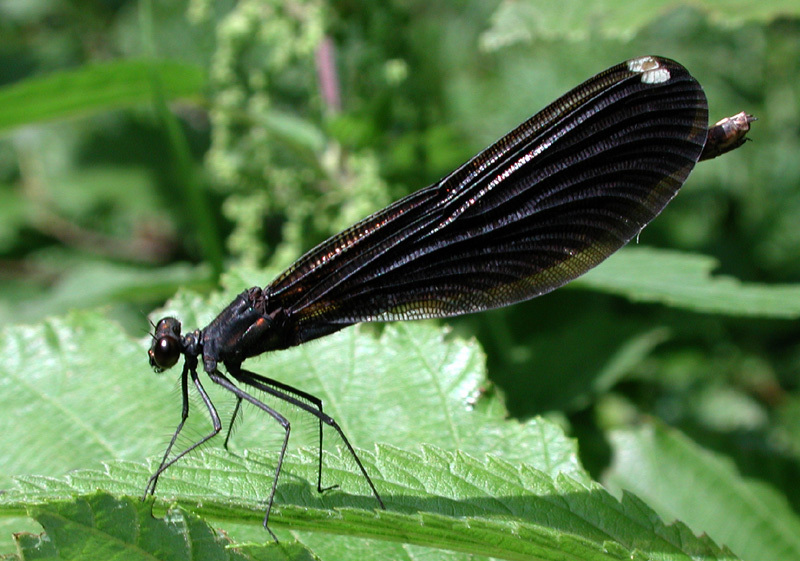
[266,56,709,334]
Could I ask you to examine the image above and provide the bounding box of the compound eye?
[149,336,180,371]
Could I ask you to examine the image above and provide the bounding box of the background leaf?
[605,420,800,561]
[575,247,800,318]
[480,0,799,46]
[0,60,206,134]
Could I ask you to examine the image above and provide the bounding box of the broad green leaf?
[11,492,311,561]
[0,283,736,559]
[479,0,800,48]
[605,420,800,561]
[2,448,737,561]
[575,247,800,318]
[0,59,205,134]
[0,286,583,485]
[0,283,580,559]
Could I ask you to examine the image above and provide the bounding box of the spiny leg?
[145,361,222,497]
[144,360,191,497]
[231,366,384,511]
[223,396,243,452]
[227,366,335,494]
[207,370,290,541]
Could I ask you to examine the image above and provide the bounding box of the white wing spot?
[627,56,671,84]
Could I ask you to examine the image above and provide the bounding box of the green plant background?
[1,1,799,560]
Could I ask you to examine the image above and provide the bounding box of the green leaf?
[3,449,737,561]
[12,491,312,561]
[0,285,737,559]
[479,0,800,48]
[574,247,800,318]
[0,289,582,487]
[0,59,206,134]
[605,420,800,561]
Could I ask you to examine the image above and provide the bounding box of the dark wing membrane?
[267,56,708,336]
[266,55,684,301]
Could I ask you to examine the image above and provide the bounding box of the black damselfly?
[146,56,753,539]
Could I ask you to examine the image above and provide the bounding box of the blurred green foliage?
[1,0,800,559]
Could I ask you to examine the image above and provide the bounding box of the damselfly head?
[149,317,183,372]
